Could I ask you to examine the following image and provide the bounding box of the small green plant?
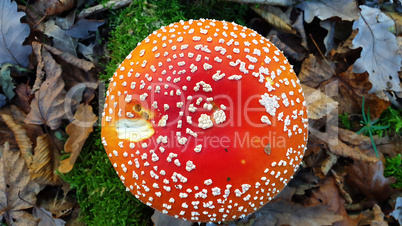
[384,154,402,188]
[356,97,389,158]
[339,112,352,130]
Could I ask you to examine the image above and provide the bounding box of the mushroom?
[101,19,308,222]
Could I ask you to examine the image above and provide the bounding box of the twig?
[78,0,132,19]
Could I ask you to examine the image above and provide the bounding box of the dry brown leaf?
[31,42,46,93]
[14,84,32,114]
[0,142,41,225]
[335,66,390,118]
[303,176,358,226]
[0,114,33,167]
[38,193,76,218]
[59,104,97,173]
[253,6,296,34]
[324,126,379,162]
[25,44,67,130]
[252,199,343,226]
[346,160,396,204]
[29,134,61,186]
[30,0,76,16]
[303,84,338,120]
[299,54,336,88]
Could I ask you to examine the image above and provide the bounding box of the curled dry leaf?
[25,43,67,130]
[299,54,335,88]
[302,84,338,120]
[0,114,33,167]
[346,160,396,204]
[371,204,387,226]
[252,199,343,226]
[252,6,296,34]
[0,142,41,225]
[58,104,97,173]
[303,176,358,226]
[29,134,61,186]
[33,207,66,226]
[336,66,390,118]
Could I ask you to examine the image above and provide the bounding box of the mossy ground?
[62,1,248,225]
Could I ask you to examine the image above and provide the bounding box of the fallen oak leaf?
[0,142,41,225]
[25,44,67,130]
[351,6,402,94]
[43,19,77,56]
[58,104,97,173]
[0,0,32,67]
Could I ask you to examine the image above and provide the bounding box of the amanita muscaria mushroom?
[101,19,308,222]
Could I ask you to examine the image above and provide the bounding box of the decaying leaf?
[303,177,358,226]
[351,5,402,94]
[298,0,359,23]
[25,44,67,130]
[303,84,338,120]
[299,54,335,88]
[0,0,32,67]
[33,207,66,226]
[59,104,97,173]
[252,6,296,34]
[0,142,41,225]
[0,114,33,167]
[346,160,396,204]
[336,66,390,118]
[29,134,61,186]
[65,19,105,39]
[14,83,32,114]
[252,199,343,226]
[0,64,16,100]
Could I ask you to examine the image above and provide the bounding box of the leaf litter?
[0,0,402,225]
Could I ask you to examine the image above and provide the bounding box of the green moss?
[63,0,249,224]
[61,127,153,225]
[384,154,402,189]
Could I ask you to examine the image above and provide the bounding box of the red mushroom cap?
[101,19,308,222]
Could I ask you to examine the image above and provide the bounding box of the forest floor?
[0,0,401,225]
